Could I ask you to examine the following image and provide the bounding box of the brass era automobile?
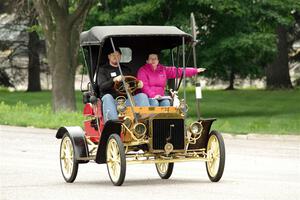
[56,25,225,186]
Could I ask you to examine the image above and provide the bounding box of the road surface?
[0,125,299,200]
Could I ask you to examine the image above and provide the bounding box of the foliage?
[194,0,299,84]
[85,0,300,88]
[0,89,299,134]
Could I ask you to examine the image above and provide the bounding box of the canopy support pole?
[110,38,138,123]
[182,37,187,116]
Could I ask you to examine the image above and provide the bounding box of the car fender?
[188,118,217,150]
[95,120,123,164]
[198,118,217,148]
[56,126,89,163]
[199,118,217,135]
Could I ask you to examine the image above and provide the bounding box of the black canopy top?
[80,26,193,93]
[80,25,192,47]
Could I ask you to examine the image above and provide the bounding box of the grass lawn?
[183,88,300,134]
[0,88,299,134]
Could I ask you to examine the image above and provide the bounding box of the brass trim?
[124,140,149,147]
[189,121,203,139]
[127,157,209,164]
[116,96,126,103]
[186,121,204,151]
[164,143,173,155]
[133,123,147,139]
[122,124,145,142]
[123,116,133,129]
[124,148,209,164]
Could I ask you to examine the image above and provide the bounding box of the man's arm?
[97,68,114,91]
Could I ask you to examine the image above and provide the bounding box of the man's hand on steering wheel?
[113,75,142,95]
[113,75,122,82]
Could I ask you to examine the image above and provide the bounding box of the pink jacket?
[137,63,198,98]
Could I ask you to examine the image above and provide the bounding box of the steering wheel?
[114,75,140,95]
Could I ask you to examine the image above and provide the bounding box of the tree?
[27,15,42,92]
[1,0,43,91]
[266,25,293,89]
[254,0,300,89]
[14,0,43,92]
[33,0,96,112]
[86,0,300,90]
[85,0,274,89]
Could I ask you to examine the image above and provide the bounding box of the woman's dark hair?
[147,51,160,60]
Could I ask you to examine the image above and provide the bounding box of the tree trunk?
[33,0,95,112]
[51,20,76,112]
[266,25,293,89]
[226,68,235,90]
[0,68,14,87]
[27,20,41,92]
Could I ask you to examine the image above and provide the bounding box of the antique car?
[56,25,225,186]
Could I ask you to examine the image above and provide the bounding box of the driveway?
[0,125,299,200]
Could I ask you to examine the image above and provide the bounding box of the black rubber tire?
[205,130,225,182]
[155,162,174,179]
[106,134,126,186]
[59,133,79,183]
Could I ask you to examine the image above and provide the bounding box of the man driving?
[97,48,150,122]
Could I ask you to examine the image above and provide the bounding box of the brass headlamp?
[133,123,147,139]
[189,121,203,140]
[123,116,132,128]
[116,96,127,114]
[179,99,188,115]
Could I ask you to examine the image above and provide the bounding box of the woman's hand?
[197,68,206,73]
[154,95,161,99]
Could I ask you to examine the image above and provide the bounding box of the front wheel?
[60,134,78,183]
[106,134,126,186]
[155,162,174,179]
[205,130,225,182]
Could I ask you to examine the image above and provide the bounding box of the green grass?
[183,88,300,134]
[0,88,299,134]
[0,89,84,128]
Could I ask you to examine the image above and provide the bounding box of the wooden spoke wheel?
[205,130,225,182]
[60,134,78,183]
[155,162,174,179]
[106,134,126,186]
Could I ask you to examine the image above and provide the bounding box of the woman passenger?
[137,53,205,106]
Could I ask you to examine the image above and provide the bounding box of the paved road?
[0,125,299,200]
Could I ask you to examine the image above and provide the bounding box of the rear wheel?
[60,134,78,183]
[106,134,126,186]
[155,162,174,179]
[205,130,225,182]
